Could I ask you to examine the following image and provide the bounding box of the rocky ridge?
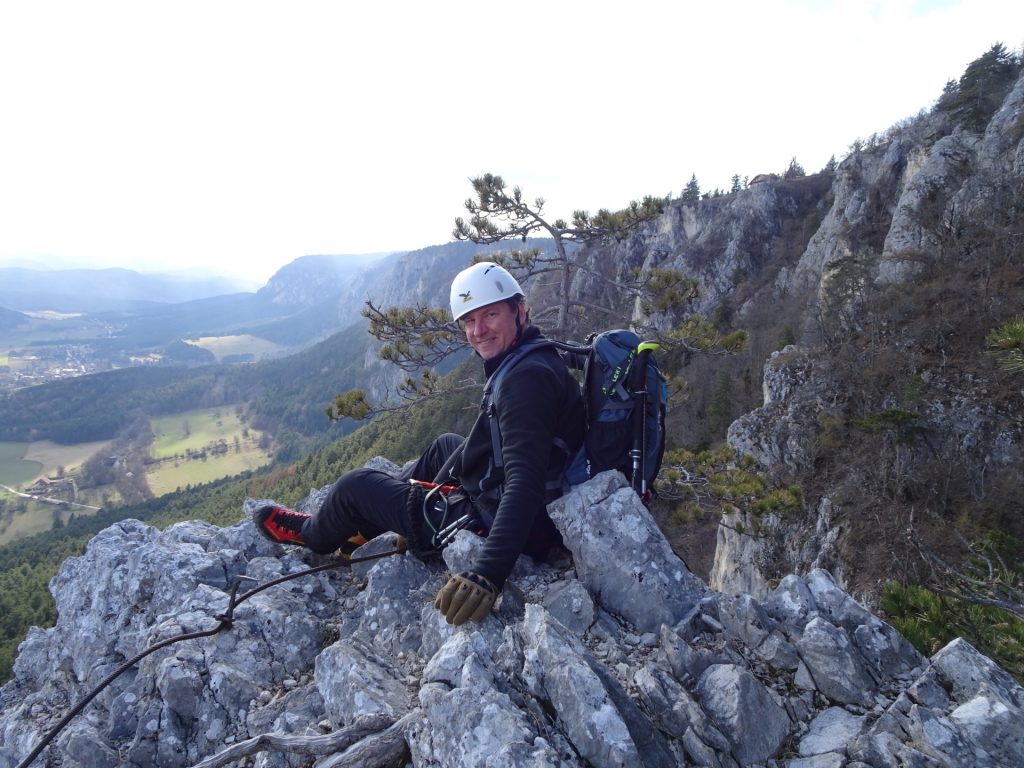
[2,469,1022,767]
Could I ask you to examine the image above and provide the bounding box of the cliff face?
[2,471,1022,767]
[717,67,1024,598]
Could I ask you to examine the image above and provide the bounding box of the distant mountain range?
[0,267,256,313]
[0,253,398,315]
[0,253,401,357]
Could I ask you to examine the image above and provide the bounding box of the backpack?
[482,329,668,504]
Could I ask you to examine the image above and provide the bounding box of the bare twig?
[912,528,1024,621]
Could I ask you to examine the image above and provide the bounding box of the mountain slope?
[1,41,1022,708]
[0,306,28,331]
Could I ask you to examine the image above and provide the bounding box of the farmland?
[145,406,272,495]
[0,439,115,545]
[0,439,112,488]
[0,407,270,544]
[183,334,284,362]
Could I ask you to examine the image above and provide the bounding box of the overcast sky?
[1,1,1021,287]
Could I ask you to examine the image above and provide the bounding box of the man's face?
[460,300,523,360]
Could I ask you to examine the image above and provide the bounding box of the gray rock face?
[547,471,708,633]
[2,469,1021,768]
[716,67,1024,602]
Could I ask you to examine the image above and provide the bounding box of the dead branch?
[188,712,397,768]
[189,710,423,768]
[317,710,424,767]
[912,528,1024,621]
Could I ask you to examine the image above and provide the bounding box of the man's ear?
[516,299,529,324]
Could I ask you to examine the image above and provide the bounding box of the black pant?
[301,433,466,555]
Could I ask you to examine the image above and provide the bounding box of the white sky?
[1,0,1021,286]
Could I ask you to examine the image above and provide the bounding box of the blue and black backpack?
[482,328,668,504]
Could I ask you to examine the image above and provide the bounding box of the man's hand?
[434,571,497,625]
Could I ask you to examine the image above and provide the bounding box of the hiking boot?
[253,504,309,546]
[340,532,369,559]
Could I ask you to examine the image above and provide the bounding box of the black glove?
[434,571,497,625]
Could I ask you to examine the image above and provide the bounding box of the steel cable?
[15,546,402,768]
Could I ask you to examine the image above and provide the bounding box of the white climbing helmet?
[449,262,525,322]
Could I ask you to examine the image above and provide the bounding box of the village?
[0,344,111,393]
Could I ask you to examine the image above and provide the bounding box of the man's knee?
[327,468,379,506]
[435,432,464,448]
[303,469,384,554]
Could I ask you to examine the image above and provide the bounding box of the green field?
[0,439,114,545]
[0,443,41,487]
[151,407,252,458]
[0,493,105,544]
[146,449,270,495]
[0,407,270,543]
[0,438,113,488]
[25,439,112,476]
[184,334,284,362]
[147,406,271,495]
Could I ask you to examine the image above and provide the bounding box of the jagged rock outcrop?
[3,469,1021,767]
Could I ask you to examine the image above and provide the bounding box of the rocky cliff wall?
[719,65,1024,599]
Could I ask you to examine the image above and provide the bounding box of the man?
[254,262,584,625]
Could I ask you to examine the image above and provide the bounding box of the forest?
[0,319,371,457]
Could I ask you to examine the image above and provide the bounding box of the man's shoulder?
[494,344,570,399]
[511,339,567,371]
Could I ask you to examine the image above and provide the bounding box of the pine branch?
[362,300,466,372]
[327,377,481,422]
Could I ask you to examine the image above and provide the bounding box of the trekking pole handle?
[627,342,660,391]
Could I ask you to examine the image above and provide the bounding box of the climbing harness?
[418,479,457,547]
[410,478,481,551]
[14,544,405,768]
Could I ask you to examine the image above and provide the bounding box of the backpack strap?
[477,339,569,515]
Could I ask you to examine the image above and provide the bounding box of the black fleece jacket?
[458,325,584,589]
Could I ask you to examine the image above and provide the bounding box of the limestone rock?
[546,470,708,633]
[3,469,1020,767]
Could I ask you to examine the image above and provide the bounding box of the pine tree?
[783,157,806,179]
[938,43,1021,132]
[327,176,747,422]
[986,315,1024,373]
[452,173,666,336]
[682,174,701,204]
